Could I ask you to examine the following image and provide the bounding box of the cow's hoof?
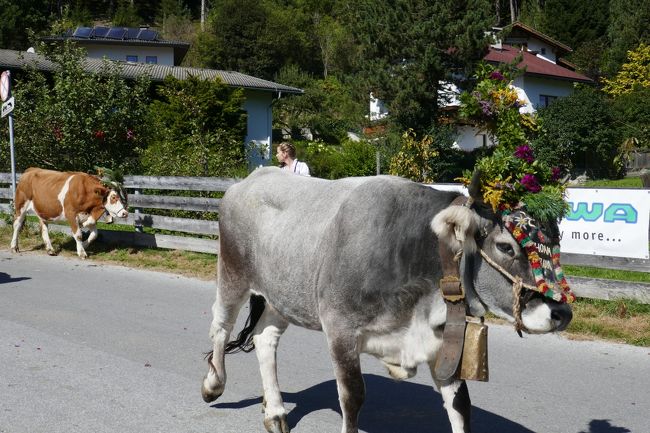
[10,246,18,253]
[263,414,290,433]
[78,252,87,259]
[47,249,57,256]
[201,378,224,403]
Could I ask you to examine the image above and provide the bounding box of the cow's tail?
[224,294,266,354]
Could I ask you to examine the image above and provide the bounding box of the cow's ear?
[431,205,478,254]
[94,187,108,197]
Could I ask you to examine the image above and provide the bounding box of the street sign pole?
[8,109,16,199]
[1,70,16,200]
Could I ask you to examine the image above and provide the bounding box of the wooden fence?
[0,173,237,254]
[629,150,650,171]
[1,172,648,302]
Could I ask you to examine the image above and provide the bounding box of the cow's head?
[432,174,573,334]
[99,183,129,220]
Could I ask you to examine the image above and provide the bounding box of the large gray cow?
[201,167,572,433]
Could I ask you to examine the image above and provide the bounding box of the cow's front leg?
[201,286,249,403]
[37,218,56,256]
[323,325,365,433]
[430,363,471,433]
[68,218,87,259]
[253,306,289,433]
[82,220,98,249]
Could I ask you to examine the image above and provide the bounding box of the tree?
[113,0,141,27]
[343,0,493,135]
[196,0,320,80]
[604,0,650,76]
[602,43,650,96]
[0,0,50,50]
[141,75,248,177]
[274,65,365,144]
[611,87,650,150]
[532,87,623,178]
[519,0,609,52]
[388,127,461,183]
[0,42,150,173]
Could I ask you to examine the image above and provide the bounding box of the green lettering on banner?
[566,202,603,222]
[603,204,637,223]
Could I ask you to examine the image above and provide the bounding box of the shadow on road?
[579,419,631,433]
[0,272,31,284]
[214,373,534,433]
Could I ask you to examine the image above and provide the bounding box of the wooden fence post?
[133,189,143,233]
[641,170,650,188]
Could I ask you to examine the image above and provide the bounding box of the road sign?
[0,71,10,101]
[1,96,14,117]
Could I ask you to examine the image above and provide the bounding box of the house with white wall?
[41,26,189,66]
[7,27,303,168]
[369,22,592,151]
[452,22,592,150]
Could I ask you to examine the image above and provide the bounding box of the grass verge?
[1,223,648,347]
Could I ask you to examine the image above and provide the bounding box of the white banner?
[559,188,650,259]
[429,184,650,260]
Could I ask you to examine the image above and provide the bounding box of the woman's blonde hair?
[278,142,296,158]
[277,142,296,167]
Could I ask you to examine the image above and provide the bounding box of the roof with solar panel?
[41,26,190,65]
[0,48,304,95]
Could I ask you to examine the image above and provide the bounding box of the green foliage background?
[142,75,248,178]
[0,42,150,174]
[1,0,649,181]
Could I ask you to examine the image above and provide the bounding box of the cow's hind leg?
[201,287,253,402]
[253,306,289,433]
[323,323,365,433]
[10,200,28,253]
[429,364,471,433]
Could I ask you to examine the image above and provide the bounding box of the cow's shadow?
[214,373,534,433]
[0,271,31,285]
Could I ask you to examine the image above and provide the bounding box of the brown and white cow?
[10,167,128,259]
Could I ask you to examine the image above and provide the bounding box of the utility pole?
[201,0,207,31]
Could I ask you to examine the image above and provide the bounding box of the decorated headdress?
[95,166,128,205]
[458,61,575,304]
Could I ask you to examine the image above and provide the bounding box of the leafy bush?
[288,139,377,179]
[533,87,623,178]
[0,42,150,174]
[141,75,248,178]
[388,125,468,183]
[459,60,538,150]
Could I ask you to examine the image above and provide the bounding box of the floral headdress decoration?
[458,62,575,303]
[95,166,128,205]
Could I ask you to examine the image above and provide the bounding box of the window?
[539,95,557,108]
[145,56,157,64]
[540,47,546,55]
[126,55,138,62]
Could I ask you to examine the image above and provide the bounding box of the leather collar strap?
[433,196,470,381]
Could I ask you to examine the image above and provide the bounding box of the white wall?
[520,76,575,108]
[453,125,495,151]
[525,39,558,63]
[453,77,574,151]
[369,92,388,121]
[82,44,175,65]
[243,90,274,168]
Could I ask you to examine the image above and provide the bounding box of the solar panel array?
[70,26,159,41]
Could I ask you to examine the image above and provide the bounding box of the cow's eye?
[496,242,515,257]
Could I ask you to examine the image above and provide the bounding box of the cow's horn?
[467,169,483,206]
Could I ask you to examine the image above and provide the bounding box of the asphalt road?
[1,251,648,433]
